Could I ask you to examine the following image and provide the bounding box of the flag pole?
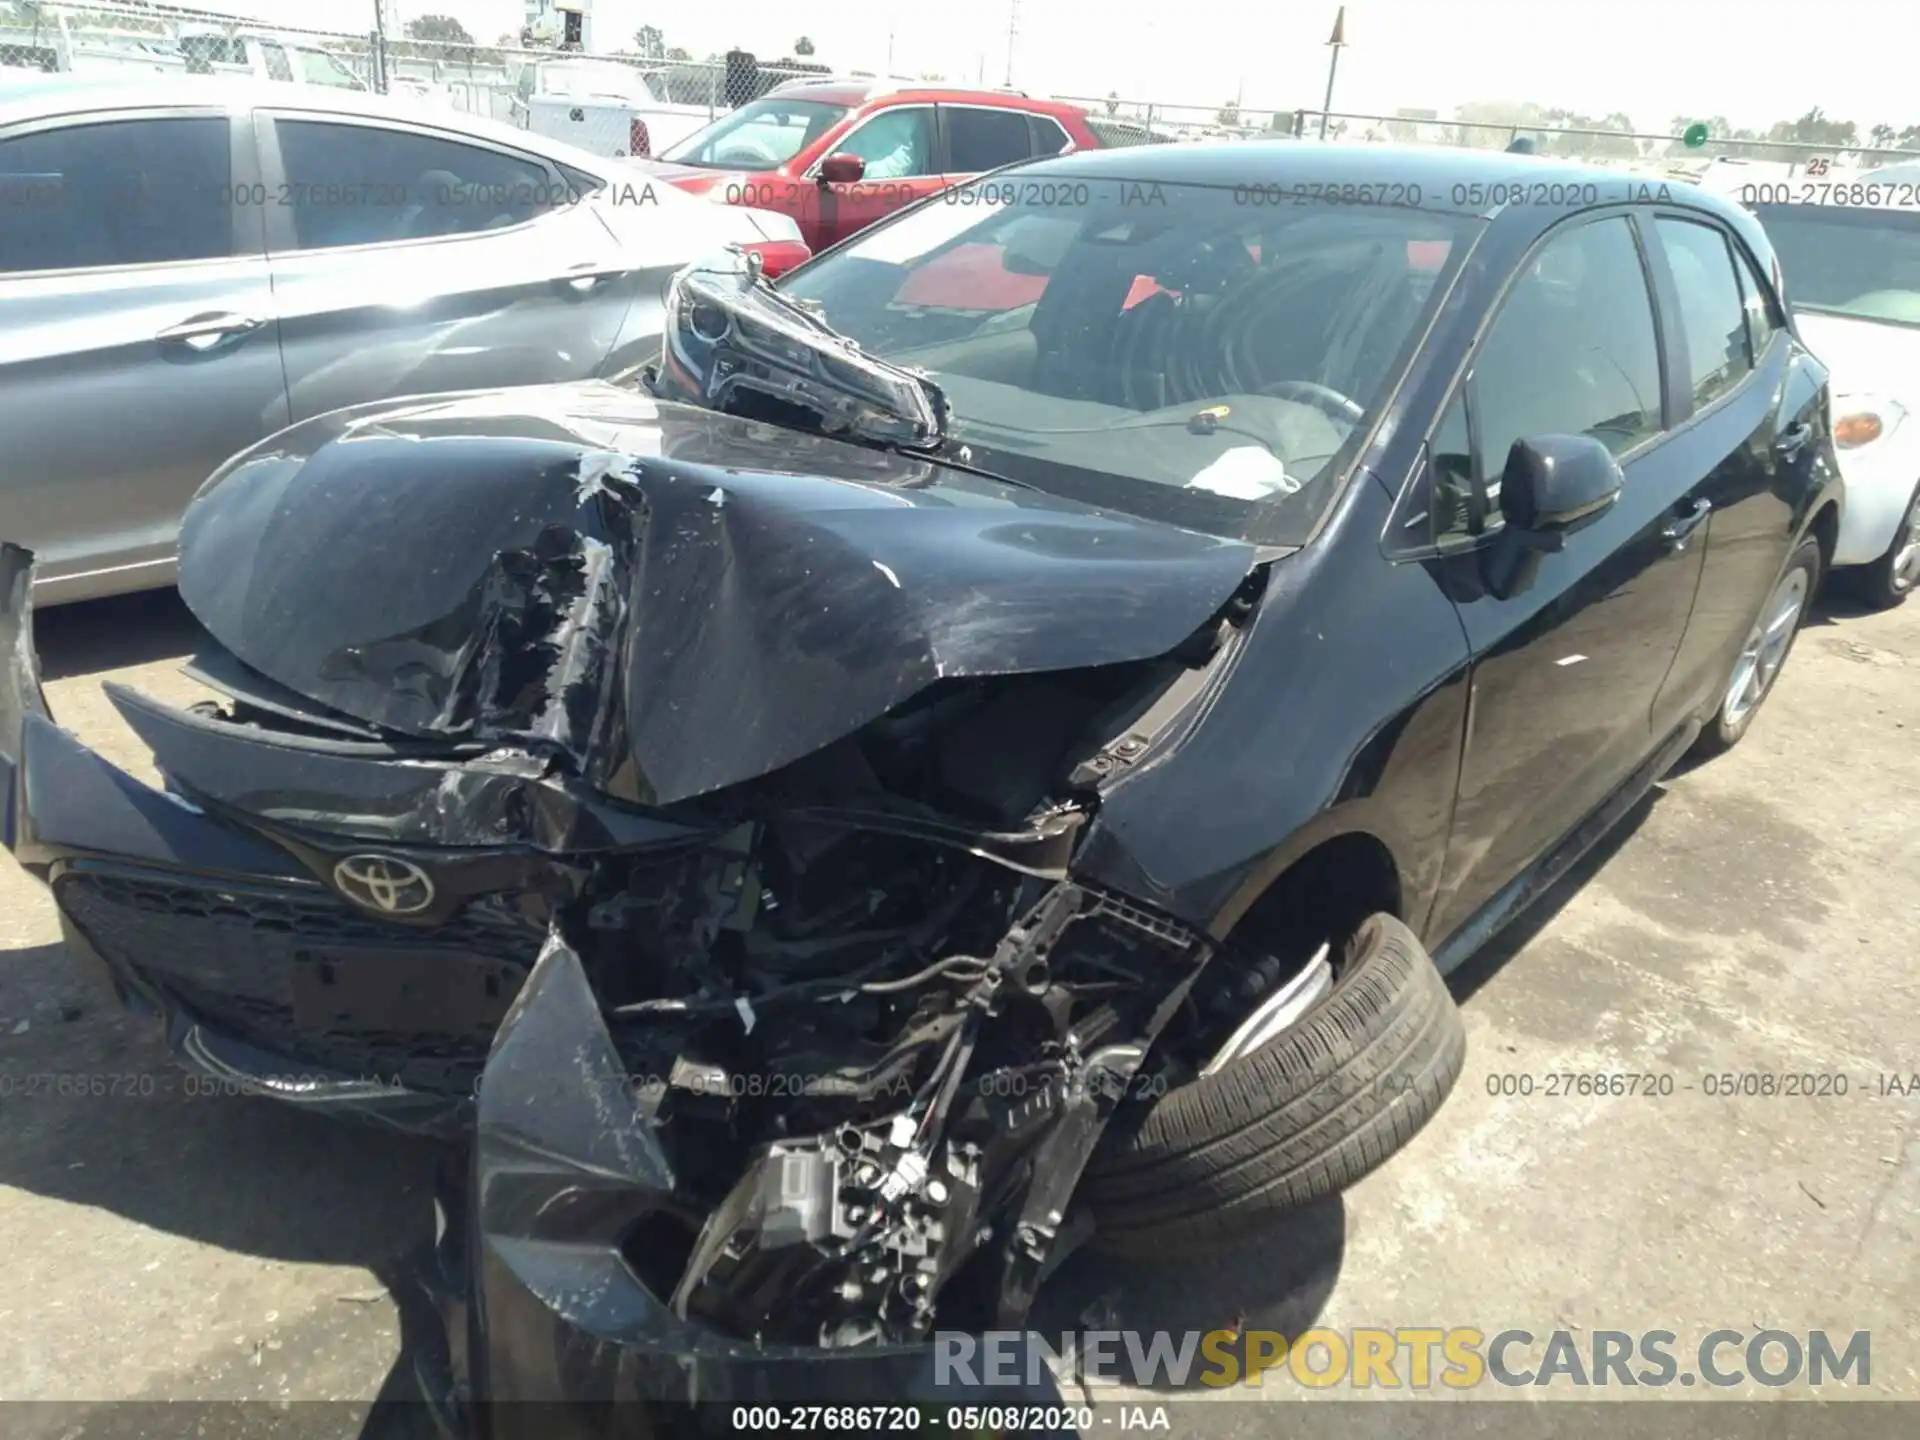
[1320,6,1346,140]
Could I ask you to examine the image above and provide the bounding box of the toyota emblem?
[333,854,436,915]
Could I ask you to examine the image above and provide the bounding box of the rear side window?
[259,41,293,83]
[271,120,554,251]
[1470,216,1664,479]
[945,106,1033,172]
[0,117,232,274]
[1029,115,1071,156]
[1656,218,1755,410]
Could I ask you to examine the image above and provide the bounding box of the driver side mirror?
[818,153,866,185]
[1481,434,1624,599]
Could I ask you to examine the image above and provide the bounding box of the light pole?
[1320,6,1346,140]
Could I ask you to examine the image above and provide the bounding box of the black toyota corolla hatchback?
[0,143,1838,1430]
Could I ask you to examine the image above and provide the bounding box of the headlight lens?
[1833,396,1906,450]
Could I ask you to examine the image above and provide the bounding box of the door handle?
[1662,497,1712,551]
[155,312,264,351]
[1773,421,1813,458]
[561,261,626,292]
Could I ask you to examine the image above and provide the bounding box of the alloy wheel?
[1891,489,1920,594]
[1722,565,1810,731]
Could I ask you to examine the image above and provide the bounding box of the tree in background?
[794,36,815,56]
[1214,99,1240,128]
[1104,91,1120,115]
[633,24,664,59]
[405,14,474,46]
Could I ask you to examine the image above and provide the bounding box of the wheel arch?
[1213,823,1410,968]
[1807,497,1840,577]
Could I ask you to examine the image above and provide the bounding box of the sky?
[209,0,1920,133]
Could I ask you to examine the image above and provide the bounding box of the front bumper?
[422,936,1080,1439]
[0,543,540,1136]
[1832,424,1920,567]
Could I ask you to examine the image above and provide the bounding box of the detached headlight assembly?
[657,249,946,449]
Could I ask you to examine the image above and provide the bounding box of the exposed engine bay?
[582,841,1210,1346]
[85,557,1265,1350]
[171,633,1236,1345]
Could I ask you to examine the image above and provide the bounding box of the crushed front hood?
[179,383,1258,806]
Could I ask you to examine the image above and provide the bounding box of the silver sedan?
[0,74,807,605]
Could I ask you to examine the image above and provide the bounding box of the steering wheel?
[1258,379,1365,424]
[715,142,777,167]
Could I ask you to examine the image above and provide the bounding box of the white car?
[519,58,714,159]
[175,28,368,91]
[1750,197,1920,605]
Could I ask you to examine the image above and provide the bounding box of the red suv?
[643,82,1106,256]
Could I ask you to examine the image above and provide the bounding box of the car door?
[1646,213,1821,725]
[0,104,287,603]
[806,103,941,249]
[257,111,642,423]
[1423,211,1709,942]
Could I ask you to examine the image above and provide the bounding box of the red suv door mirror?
[818,153,866,184]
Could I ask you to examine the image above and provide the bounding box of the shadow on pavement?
[31,587,205,682]
[1033,1198,1345,1393]
[1446,787,1662,1005]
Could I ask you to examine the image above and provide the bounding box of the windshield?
[660,97,850,171]
[777,174,1480,545]
[1754,203,1920,327]
[294,47,363,89]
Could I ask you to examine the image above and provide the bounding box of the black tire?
[1690,535,1821,760]
[1079,913,1464,1257]
[1843,481,1920,611]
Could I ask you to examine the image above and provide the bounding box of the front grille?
[55,867,544,1096]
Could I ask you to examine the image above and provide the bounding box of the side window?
[831,106,936,180]
[295,48,363,90]
[259,41,293,83]
[0,117,232,274]
[1655,218,1755,410]
[945,106,1033,172]
[1028,115,1071,157]
[1732,245,1783,364]
[1427,394,1486,543]
[272,120,554,251]
[1472,216,1663,482]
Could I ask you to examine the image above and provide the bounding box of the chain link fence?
[9,4,1920,174]
[0,1,845,157]
[1065,95,1920,176]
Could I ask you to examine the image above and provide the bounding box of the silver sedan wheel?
[1890,489,1920,594]
[1722,564,1810,731]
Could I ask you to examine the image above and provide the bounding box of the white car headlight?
[1832,395,1907,450]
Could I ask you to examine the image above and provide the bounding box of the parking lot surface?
[1,582,1915,1430]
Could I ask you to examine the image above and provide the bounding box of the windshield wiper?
[650,247,949,450]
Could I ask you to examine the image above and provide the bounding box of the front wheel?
[1845,482,1920,611]
[1691,535,1821,759]
[1078,914,1465,1257]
